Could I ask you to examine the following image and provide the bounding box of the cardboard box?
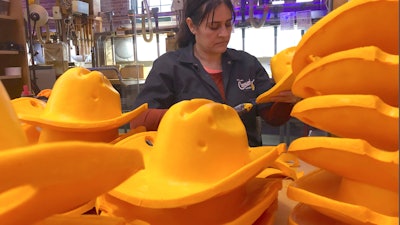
[120,64,144,79]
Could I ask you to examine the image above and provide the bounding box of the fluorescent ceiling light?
[272,0,285,5]
[296,0,313,2]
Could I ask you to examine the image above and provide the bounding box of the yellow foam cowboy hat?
[291,0,399,77]
[256,46,297,104]
[288,137,399,192]
[14,67,147,132]
[290,94,399,151]
[109,98,285,208]
[97,178,282,225]
[291,46,399,107]
[287,169,399,225]
[0,81,144,225]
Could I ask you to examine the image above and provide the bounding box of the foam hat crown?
[15,67,147,131]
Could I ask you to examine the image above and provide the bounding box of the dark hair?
[176,0,235,48]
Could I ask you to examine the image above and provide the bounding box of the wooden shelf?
[0,15,17,21]
[0,75,21,80]
[0,50,19,55]
[0,0,29,99]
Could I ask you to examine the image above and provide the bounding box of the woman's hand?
[268,90,302,104]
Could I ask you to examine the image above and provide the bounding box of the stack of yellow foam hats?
[0,81,145,225]
[96,98,288,224]
[11,67,147,144]
[4,67,298,224]
[285,0,399,224]
[8,67,149,216]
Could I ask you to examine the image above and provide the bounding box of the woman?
[130,0,299,147]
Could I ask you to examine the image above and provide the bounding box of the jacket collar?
[177,42,241,65]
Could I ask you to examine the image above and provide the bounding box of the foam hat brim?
[290,94,399,151]
[11,97,47,117]
[31,214,126,225]
[0,141,144,225]
[291,0,399,76]
[289,203,351,225]
[256,70,296,104]
[291,46,399,107]
[14,103,148,132]
[109,131,286,208]
[98,178,282,225]
[288,136,399,192]
[287,169,399,225]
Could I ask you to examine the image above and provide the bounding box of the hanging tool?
[151,7,160,57]
[248,1,269,28]
[141,0,153,42]
[128,9,141,94]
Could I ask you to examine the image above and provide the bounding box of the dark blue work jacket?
[133,43,274,146]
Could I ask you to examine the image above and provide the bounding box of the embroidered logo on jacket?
[237,79,255,91]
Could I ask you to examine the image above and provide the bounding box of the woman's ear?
[186,17,196,34]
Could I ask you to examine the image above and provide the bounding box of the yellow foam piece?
[10,98,46,144]
[292,0,399,76]
[292,46,399,107]
[289,203,350,225]
[287,169,399,225]
[256,46,297,104]
[109,99,285,208]
[15,67,147,131]
[288,136,399,192]
[0,77,145,225]
[20,123,40,145]
[253,199,279,225]
[37,127,121,143]
[258,153,304,180]
[98,178,282,225]
[270,46,296,83]
[33,215,125,225]
[291,95,399,151]
[11,97,46,117]
[0,82,28,150]
[0,142,144,225]
[256,70,297,104]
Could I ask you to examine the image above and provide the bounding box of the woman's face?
[188,3,233,55]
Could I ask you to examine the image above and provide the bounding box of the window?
[130,0,173,13]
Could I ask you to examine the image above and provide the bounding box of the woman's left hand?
[268,90,302,104]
